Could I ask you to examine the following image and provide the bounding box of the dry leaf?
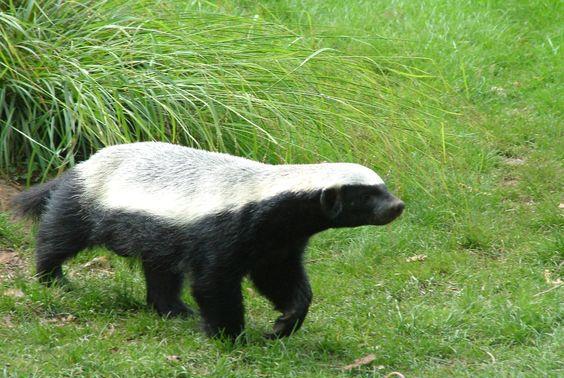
[544,270,563,286]
[166,355,181,362]
[342,354,376,371]
[385,373,406,378]
[558,203,564,209]
[406,254,427,263]
[3,288,24,298]
[82,256,111,270]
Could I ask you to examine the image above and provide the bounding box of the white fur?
[76,142,384,224]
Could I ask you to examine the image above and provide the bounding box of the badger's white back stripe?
[76,142,384,224]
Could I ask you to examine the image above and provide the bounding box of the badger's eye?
[362,194,372,202]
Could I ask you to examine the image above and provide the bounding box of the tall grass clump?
[0,0,447,181]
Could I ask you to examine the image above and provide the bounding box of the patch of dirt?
[0,180,30,281]
[501,177,520,188]
[0,179,21,213]
[502,157,526,166]
[0,249,28,281]
[40,314,77,326]
[519,196,536,207]
[68,256,115,280]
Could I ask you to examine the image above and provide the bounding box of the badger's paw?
[37,271,73,291]
[264,310,306,339]
[151,300,195,318]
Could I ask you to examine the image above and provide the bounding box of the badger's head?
[314,163,404,228]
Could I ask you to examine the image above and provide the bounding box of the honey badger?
[12,142,404,339]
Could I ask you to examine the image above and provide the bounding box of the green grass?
[1,0,563,376]
[1,0,446,183]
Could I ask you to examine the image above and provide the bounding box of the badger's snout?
[322,183,404,228]
[373,196,404,225]
[388,198,405,218]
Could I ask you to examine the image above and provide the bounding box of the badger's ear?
[320,186,343,219]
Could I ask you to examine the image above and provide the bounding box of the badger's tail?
[11,177,62,219]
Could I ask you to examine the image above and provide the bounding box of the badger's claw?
[265,311,306,339]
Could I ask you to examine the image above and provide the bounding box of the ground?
[0,0,562,377]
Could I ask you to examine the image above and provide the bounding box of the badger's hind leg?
[142,260,194,318]
[35,182,90,286]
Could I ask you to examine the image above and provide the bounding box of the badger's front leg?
[250,253,313,338]
[191,277,245,340]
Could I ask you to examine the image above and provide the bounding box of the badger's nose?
[390,199,405,218]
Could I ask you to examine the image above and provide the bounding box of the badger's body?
[13,142,404,339]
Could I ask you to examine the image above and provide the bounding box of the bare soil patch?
[0,249,28,281]
[0,180,30,281]
[0,179,21,213]
[502,157,527,166]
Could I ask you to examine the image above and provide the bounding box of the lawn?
[0,0,562,377]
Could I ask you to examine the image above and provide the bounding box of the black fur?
[10,176,62,219]
[12,170,404,340]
